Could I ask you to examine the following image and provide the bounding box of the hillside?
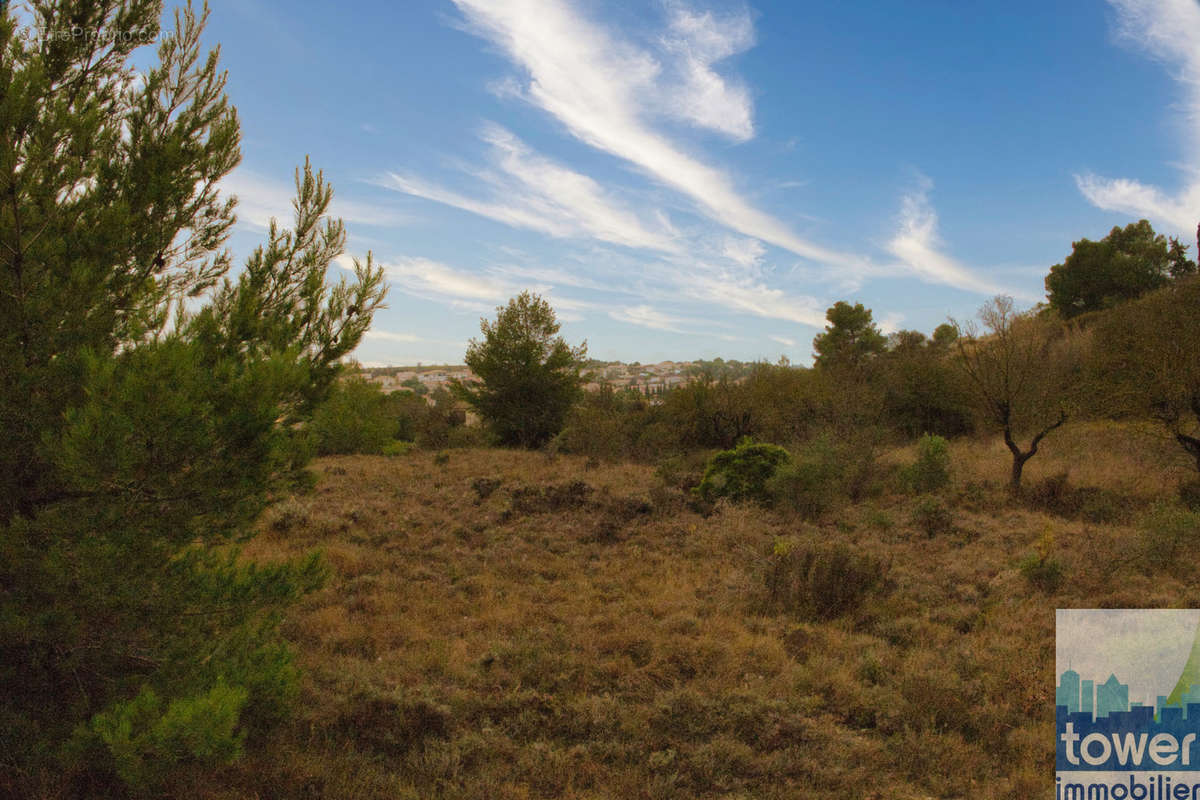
[182,422,1198,799]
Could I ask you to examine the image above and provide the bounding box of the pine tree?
[0,2,386,792]
[453,292,587,448]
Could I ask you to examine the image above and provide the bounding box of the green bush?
[765,435,844,517]
[309,377,397,455]
[695,439,791,505]
[1138,504,1200,574]
[911,496,954,538]
[765,539,889,620]
[414,387,468,449]
[1019,553,1065,593]
[901,434,951,494]
[382,440,414,457]
[1020,525,1066,593]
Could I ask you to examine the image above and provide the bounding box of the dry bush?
[763,538,890,620]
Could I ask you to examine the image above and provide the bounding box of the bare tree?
[953,296,1071,492]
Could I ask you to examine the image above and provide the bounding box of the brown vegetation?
[152,422,1198,800]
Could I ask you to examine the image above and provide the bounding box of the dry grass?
[942,420,1187,500]
[182,427,1199,799]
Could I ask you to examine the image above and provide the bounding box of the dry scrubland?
[188,422,1195,800]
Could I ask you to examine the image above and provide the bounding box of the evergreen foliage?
[811,301,887,372]
[453,291,587,448]
[0,2,385,791]
[695,438,791,505]
[310,377,398,455]
[901,434,952,494]
[1045,220,1184,318]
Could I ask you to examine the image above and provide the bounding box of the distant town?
[355,358,765,397]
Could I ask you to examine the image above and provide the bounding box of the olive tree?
[953,296,1074,491]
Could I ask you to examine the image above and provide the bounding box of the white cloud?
[223,168,409,231]
[659,2,756,141]
[449,0,866,272]
[721,235,766,270]
[364,329,425,343]
[382,256,511,309]
[609,304,686,332]
[1076,173,1200,233]
[886,176,1015,297]
[769,334,796,347]
[1076,0,1200,235]
[877,312,905,335]
[683,272,827,326]
[487,263,615,292]
[375,254,600,324]
[381,124,681,253]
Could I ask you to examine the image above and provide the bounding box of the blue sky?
[199,0,1200,365]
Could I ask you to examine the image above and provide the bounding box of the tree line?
[444,221,1199,497]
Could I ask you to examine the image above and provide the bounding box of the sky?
[192,0,1200,366]
[1057,610,1200,708]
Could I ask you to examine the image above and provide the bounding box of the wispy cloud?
[449,0,866,271]
[1076,0,1200,234]
[381,256,511,310]
[683,272,827,326]
[769,334,796,347]
[886,175,1015,297]
[609,305,687,332]
[372,254,599,323]
[659,1,756,141]
[224,168,410,231]
[721,235,766,270]
[380,124,681,252]
[364,329,425,343]
[877,312,905,335]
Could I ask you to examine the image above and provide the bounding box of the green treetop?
[812,301,887,371]
[1044,219,1186,318]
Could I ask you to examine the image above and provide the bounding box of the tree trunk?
[1003,410,1068,493]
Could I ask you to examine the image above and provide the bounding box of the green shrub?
[84,684,248,790]
[415,387,469,449]
[901,433,951,494]
[765,435,844,517]
[911,496,954,538]
[1139,504,1200,574]
[309,377,397,455]
[382,440,414,457]
[1019,554,1065,594]
[1020,526,1065,593]
[765,539,889,620]
[695,439,791,505]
